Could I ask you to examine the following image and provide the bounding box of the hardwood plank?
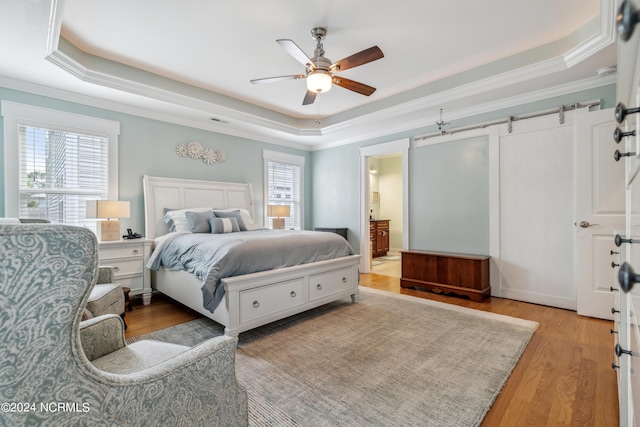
[123,273,620,425]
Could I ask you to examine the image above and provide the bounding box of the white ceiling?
[0,1,617,150]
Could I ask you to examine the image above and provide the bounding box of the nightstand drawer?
[99,258,143,277]
[99,245,144,260]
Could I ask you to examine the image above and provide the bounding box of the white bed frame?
[143,175,360,336]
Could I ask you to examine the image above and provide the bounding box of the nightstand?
[314,227,348,240]
[97,238,152,305]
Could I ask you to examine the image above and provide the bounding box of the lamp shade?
[86,200,130,219]
[306,71,332,93]
[267,205,290,218]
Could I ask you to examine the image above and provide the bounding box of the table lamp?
[86,200,130,241]
[267,205,290,230]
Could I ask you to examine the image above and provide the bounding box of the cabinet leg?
[142,292,152,306]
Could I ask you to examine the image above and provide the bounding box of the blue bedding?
[147,229,354,312]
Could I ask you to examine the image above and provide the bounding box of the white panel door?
[498,113,576,309]
[575,108,622,320]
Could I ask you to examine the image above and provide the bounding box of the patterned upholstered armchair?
[0,224,248,426]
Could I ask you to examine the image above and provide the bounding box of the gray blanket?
[147,229,354,312]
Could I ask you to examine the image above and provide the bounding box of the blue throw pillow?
[186,210,216,233]
[213,210,247,231]
[208,217,240,233]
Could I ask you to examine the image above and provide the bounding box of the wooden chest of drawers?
[370,220,390,257]
[400,250,490,302]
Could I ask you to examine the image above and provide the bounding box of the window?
[3,102,119,227]
[263,150,304,230]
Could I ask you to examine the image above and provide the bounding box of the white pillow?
[213,208,258,230]
[164,207,213,233]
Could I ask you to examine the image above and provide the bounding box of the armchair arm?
[91,335,249,426]
[96,266,115,284]
[79,314,126,361]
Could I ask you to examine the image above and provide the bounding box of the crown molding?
[29,0,618,151]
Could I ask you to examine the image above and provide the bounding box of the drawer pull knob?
[612,261,620,268]
[342,277,347,283]
[614,149,636,161]
[618,262,639,293]
[615,102,640,124]
[615,234,640,246]
[611,328,619,334]
[252,300,260,308]
[290,291,296,298]
[612,362,620,370]
[614,127,636,143]
[611,286,619,292]
[611,250,620,255]
[617,0,640,42]
[612,307,620,314]
[316,284,322,290]
[615,343,633,357]
[132,249,140,254]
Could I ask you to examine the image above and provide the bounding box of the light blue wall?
[310,84,617,255]
[410,136,489,254]
[0,87,312,233]
[1,83,617,255]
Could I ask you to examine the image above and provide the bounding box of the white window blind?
[3,101,120,226]
[19,125,109,226]
[264,150,304,230]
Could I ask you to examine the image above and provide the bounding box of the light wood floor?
[124,273,620,427]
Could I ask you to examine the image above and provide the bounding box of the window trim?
[2,101,120,217]
[263,150,305,230]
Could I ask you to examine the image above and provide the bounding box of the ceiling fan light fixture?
[307,71,332,93]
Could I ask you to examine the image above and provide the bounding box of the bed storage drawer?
[239,278,305,323]
[308,267,354,301]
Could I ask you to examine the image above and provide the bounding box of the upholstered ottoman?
[86,283,125,322]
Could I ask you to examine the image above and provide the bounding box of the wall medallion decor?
[176,141,227,165]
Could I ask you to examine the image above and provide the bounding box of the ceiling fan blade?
[332,77,376,96]
[250,75,305,84]
[331,46,383,72]
[302,90,317,105]
[277,39,314,68]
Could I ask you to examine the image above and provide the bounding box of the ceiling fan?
[250,27,384,105]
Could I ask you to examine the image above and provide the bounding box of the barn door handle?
[577,221,598,228]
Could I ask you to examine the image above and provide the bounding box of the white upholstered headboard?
[143,175,255,239]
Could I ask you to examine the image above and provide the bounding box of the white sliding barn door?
[497,113,576,309]
[575,108,620,320]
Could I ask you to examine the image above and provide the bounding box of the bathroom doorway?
[359,139,409,275]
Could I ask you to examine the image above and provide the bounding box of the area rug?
[128,288,538,427]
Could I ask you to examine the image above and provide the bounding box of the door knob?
[578,221,598,228]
